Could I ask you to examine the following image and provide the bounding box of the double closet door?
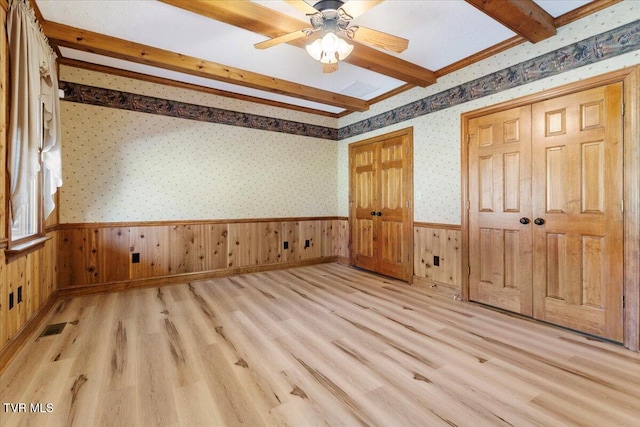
[468,83,624,342]
[350,129,413,282]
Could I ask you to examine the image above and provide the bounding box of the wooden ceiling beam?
[465,0,556,43]
[159,0,436,87]
[41,21,369,112]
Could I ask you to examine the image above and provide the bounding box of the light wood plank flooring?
[1,263,640,426]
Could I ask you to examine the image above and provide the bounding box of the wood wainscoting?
[56,218,349,293]
[413,223,462,299]
[0,232,59,371]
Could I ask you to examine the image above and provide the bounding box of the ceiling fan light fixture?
[306,32,353,65]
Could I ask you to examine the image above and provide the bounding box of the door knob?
[371,211,376,216]
[376,212,382,216]
[519,217,530,225]
[534,218,545,225]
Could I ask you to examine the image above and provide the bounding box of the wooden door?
[350,129,413,282]
[468,106,533,315]
[531,83,624,341]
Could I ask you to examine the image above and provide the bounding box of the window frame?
[6,100,49,255]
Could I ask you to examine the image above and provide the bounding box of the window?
[6,0,62,252]
[10,102,44,244]
[10,168,41,240]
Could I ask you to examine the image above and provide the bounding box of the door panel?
[469,106,533,315]
[503,153,521,212]
[352,144,377,271]
[531,83,623,342]
[378,137,409,279]
[545,146,566,212]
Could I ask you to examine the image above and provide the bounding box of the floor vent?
[39,322,67,338]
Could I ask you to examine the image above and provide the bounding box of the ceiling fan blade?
[340,0,384,19]
[350,26,408,53]
[254,29,309,49]
[285,0,320,15]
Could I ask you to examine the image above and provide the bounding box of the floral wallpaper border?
[60,19,640,141]
[59,81,340,140]
[340,19,640,139]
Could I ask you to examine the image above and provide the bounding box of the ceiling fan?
[255,0,409,73]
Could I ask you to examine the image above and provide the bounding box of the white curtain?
[7,0,62,221]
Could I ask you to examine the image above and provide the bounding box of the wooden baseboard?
[0,290,60,374]
[337,256,350,265]
[58,256,339,299]
[412,276,462,300]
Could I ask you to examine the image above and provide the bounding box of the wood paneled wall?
[57,219,349,289]
[0,233,58,347]
[53,220,463,297]
[414,223,462,299]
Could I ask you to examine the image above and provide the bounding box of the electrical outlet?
[17,286,22,304]
[132,253,140,263]
[304,239,310,248]
[434,255,440,267]
[283,241,289,250]
[9,292,14,310]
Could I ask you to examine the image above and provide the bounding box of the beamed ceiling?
[33,0,621,117]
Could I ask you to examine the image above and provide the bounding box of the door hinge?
[621,199,624,213]
[468,265,471,277]
[467,134,471,144]
[623,295,625,308]
[622,100,625,117]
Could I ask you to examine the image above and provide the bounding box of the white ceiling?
[35,0,595,115]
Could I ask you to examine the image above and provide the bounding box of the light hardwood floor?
[1,263,639,426]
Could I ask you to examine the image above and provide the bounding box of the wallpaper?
[58,2,639,225]
[60,102,337,223]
